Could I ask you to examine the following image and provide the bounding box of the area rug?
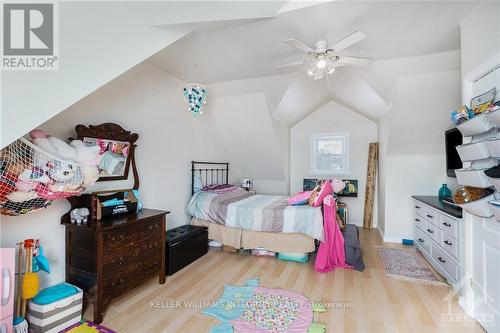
[378,247,444,284]
[202,278,327,333]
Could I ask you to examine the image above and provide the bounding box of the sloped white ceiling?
[149,1,475,84]
[1,1,287,148]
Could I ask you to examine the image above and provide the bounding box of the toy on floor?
[13,243,28,333]
[60,320,116,333]
[204,277,327,333]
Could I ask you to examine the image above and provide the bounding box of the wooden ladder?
[363,143,378,229]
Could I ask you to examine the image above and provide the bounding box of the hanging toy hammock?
[0,137,100,216]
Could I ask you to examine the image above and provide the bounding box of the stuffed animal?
[30,129,101,166]
[45,160,83,192]
[70,208,90,224]
[69,140,101,166]
[18,167,50,184]
[331,179,346,194]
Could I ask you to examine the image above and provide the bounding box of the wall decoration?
[303,178,318,191]
[183,83,207,117]
[338,179,358,197]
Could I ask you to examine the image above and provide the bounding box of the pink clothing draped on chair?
[314,194,352,272]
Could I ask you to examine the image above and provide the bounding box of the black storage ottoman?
[166,225,208,275]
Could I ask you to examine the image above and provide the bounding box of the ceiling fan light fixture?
[316,56,326,69]
[307,64,316,76]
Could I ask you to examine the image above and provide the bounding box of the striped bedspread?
[185,187,324,241]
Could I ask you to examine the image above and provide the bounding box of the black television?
[445,128,463,177]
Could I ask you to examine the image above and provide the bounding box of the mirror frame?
[75,123,139,189]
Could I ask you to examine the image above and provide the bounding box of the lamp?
[316,55,326,69]
[183,83,207,117]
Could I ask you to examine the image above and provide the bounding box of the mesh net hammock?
[0,138,100,216]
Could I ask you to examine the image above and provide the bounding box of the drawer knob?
[438,257,446,263]
[415,218,420,222]
[443,222,451,227]
[418,238,424,243]
[415,206,420,209]
[426,214,433,219]
[112,278,125,287]
[426,228,434,234]
[444,240,452,246]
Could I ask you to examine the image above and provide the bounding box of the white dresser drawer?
[413,201,424,216]
[440,233,459,259]
[414,214,425,231]
[431,245,459,282]
[423,220,440,242]
[440,215,459,238]
[415,227,432,254]
[424,206,438,226]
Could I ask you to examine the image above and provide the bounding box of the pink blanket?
[314,194,352,272]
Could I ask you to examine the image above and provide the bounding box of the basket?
[0,138,99,216]
[456,113,493,137]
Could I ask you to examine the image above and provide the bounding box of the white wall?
[0,61,226,288]
[290,100,378,227]
[206,76,294,195]
[378,69,461,241]
[460,2,500,77]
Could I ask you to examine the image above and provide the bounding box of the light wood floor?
[87,228,484,333]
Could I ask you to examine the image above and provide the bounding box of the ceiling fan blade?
[332,31,366,52]
[337,56,371,66]
[275,59,308,69]
[284,39,314,53]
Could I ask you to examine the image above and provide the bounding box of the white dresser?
[413,196,463,286]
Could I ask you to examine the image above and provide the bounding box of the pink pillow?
[287,191,313,206]
[309,180,333,207]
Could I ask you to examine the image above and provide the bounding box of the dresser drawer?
[431,245,458,281]
[413,201,424,216]
[415,227,432,254]
[103,219,162,250]
[413,214,425,231]
[103,238,161,273]
[423,220,440,242]
[440,215,459,238]
[440,233,459,259]
[423,206,438,226]
[104,255,159,290]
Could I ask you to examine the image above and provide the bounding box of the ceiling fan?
[276,31,371,80]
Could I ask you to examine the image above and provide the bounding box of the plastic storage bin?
[487,109,500,128]
[28,284,82,333]
[486,176,500,192]
[486,138,500,158]
[457,114,493,137]
[471,157,499,170]
[456,168,493,188]
[489,200,500,222]
[457,193,496,218]
[456,141,491,162]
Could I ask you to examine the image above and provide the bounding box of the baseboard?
[376,227,384,241]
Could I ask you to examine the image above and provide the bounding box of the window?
[311,133,349,175]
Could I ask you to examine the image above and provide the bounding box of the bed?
[187,161,320,253]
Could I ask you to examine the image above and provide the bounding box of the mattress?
[186,187,324,241]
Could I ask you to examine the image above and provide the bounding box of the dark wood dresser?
[62,209,169,323]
